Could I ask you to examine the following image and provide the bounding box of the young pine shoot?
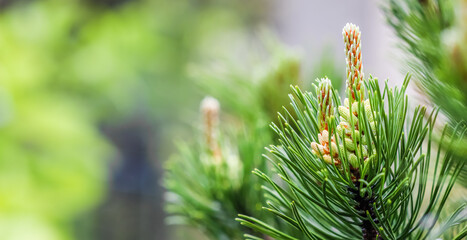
[237,23,466,240]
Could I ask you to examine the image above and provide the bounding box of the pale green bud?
[344,137,356,151]
[337,125,344,137]
[330,142,339,157]
[348,153,359,168]
[361,135,367,145]
[353,130,360,142]
[339,106,350,122]
[339,145,346,155]
[339,106,358,124]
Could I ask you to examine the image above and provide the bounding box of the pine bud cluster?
[337,98,376,169]
[310,24,376,181]
[317,78,333,132]
[311,78,340,165]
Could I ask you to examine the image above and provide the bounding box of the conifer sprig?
[237,23,466,240]
[165,97,267,239]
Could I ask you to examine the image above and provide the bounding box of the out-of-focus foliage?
[192,41,300,126]
[165,109,271,239]
[192,37,343,128]
[385,0,467,186]
[0,2,113,240]
[0,0,270,239]
[385,1,467,238]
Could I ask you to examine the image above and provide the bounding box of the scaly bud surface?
[343,23,363,101]
[317,78,333,131]
[311,79,340,165]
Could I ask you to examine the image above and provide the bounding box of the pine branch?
[237,23,466,240]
